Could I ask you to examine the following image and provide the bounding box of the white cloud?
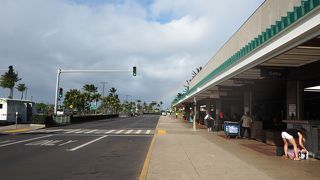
[0,0,264,108]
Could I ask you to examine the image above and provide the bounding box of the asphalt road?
[0,115,159,180]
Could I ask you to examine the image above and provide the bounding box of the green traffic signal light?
[59,88,63,98]
[133,66,137,76]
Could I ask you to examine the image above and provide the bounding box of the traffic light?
[59,88,63,98]
[133,66,137,76]
[8,65,13,75]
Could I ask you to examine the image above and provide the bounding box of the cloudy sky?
[0,0,264,108]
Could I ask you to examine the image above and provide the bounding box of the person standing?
[204,112,214,132]
[281,128,307,160]
[239,112,252,138]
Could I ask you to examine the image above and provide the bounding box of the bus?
[0,98,35,123]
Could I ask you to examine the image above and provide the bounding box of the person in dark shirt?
[281,128,307,160]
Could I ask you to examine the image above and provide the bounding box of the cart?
[224,121,240,138]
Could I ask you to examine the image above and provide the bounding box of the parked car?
[161,111,167,116]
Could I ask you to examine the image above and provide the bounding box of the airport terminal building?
[173,0,320,158]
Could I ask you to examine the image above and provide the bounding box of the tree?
[101,94,120,114]
[82,84,100,114]
[109,87,117,96]
[16,83,26,99]
[64,89,82,113]
[83,84,97,93]
[0,66,21,98]
[35,103,49,114]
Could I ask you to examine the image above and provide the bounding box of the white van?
[0,98,35,123]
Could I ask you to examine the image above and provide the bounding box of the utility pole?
[100,82,107,97]
[25,87,28,100]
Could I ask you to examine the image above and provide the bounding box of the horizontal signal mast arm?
[60,69,131,73]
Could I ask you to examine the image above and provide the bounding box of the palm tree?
[191,66,202,79]
[16,83,26,99]
[0,67,21,98]
[109,87,117,96]
[83,84,97,93]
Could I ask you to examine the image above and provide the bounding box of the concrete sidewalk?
[146,116,320,180]
[0,124,45,134]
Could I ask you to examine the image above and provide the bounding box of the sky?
[0,0,264,109]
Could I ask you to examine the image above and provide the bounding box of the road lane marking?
[0,135,53,147]
[0,140,15,144]
[67,135,108,152]
[84,129,98,134]
[105,130,115,134]
[47,129,63,132]
[74,129,90,134]
[125,130,133,134]
[109,135,151,137]
[115,130,124,134]
[135,130,142,134]
[25,140,63,146]
[58,140,77,146]
[146,130,151,134]
[65,129,81,134]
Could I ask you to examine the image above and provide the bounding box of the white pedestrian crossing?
[84,129,98,134]
[105,130,115,134]
[115,130,124,134]
[28,128,154,135]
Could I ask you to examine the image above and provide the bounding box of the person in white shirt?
[204,112,214,132]
[239,112,252,138]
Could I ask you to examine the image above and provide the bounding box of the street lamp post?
[100,82,107,97]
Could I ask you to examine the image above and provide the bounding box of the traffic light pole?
[54,67,136,115]
[54,68,61,115]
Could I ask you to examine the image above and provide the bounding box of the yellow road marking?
[139,119,162,180]
[139,133,156,180]
[3,128,30,133]
[157,129,167,135]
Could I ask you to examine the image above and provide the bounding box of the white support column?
[54,68,61,115]
[193,97,197,131]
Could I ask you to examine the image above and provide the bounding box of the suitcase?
[224,121,240,138]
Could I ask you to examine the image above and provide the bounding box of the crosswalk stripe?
[105,130,115,134]
[84,129,98,134]
[65,129,81,134]
[74,129,89,134]
[115,130,124,134]
[29,128,154,135]
[47,129,63,132]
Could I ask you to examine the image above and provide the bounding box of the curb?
[139,117,161,180]
[2,128,31,133]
